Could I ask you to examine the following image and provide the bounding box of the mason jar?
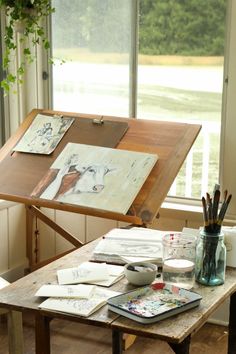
[195,230,226,286]
[162,233,197,290]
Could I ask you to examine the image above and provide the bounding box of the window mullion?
[129,0,139,118]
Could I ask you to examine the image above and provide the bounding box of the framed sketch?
[13,114,74,155]
[31,142,158,214]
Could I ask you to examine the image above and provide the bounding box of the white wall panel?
[86,216,117,242]
[55,210,86,255]
[0,209,9,272]
[38,208,56,262]
[153,215,186,232]
[8,205,26,268]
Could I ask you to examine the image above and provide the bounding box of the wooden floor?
[0,313,228,354]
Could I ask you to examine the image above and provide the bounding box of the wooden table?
[0,239,236,354]
[0,109,201,269]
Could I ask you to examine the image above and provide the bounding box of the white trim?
[207,318,228,326]
[0,200,18,211]
[161,200,236,225]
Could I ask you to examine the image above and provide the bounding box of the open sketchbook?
[107,282,202,324]
[13,114,74,155]
[31,142,158,215]
[39,287,120,317]
[35,284,95,299]
[57,262,124,287]
[92,227,166,265]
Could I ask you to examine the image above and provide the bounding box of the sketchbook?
[57,262,124,287]
[57,262,109,285]
[13,114,74,155]
[30,142,158,215]
[39,287,120,317]
[92,227,165,265]
[107,282,202,324]
[34,284,95,299]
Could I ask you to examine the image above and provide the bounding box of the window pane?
[51,0,131,117]
[138,0,226,199]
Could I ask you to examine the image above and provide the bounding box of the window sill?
[161,199,236,225]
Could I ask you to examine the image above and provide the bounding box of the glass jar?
[195,231,226,286]
[162,233,196,290]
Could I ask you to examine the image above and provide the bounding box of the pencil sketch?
[13,114,74,154]
[31,142,158,214]
[94,239,162,258]
[39,153,113,200]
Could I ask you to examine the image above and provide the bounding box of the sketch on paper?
[13,114,74,154]
[31,142,158,214]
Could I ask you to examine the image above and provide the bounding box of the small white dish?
[124,262,157,286]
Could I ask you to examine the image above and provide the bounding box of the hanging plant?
[0,0,55,93]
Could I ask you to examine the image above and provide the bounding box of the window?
[51,0,132,117]
[48,0,235,216]
[137,1,226,199]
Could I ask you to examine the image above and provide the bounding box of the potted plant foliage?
[0,0,54,93]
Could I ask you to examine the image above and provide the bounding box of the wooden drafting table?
[0,239,236,354]
[0,109,201,269]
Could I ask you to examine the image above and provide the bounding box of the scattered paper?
[57,262,109,285]
[35,284,95,299]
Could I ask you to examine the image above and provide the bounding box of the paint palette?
[107,282,202,324]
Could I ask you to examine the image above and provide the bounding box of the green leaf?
[23,48,31,55]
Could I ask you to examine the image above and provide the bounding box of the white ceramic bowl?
[124,262,157,286]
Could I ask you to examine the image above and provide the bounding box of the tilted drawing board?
[0,109,201,225]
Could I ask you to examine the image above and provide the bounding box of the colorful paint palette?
[107,282,202,324]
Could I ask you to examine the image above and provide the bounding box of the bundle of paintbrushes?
[196,188,232,285]
[201,189,232,234]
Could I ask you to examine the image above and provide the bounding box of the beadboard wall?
[0,201,231,325]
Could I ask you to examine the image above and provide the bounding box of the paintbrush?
[217,193,232,227]
[206,192,213,231]
[212,189,220,226]
[201,196,209,230]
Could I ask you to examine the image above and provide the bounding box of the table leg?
[168,335,191,354]
[26,205,34,269]
[112,329,123,354]
[228,291,236,354]
[35,313,51,354]
[7,310,24,354]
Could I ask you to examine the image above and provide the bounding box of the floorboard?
[0,313,228,354]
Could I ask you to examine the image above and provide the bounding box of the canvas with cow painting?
[31,142,158,215]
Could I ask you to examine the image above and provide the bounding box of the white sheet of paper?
[13,114,74,155]
[89,264,124,287]
[57,262,109,285]
[0,277,9,290]
[34,284,95,299]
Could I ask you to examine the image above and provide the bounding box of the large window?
[51,0,132,117]
[51,0,226,201]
